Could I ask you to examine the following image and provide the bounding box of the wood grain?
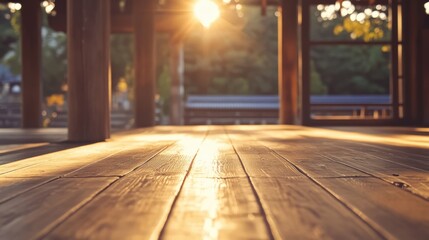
[44,133,206,239]
[67,0,111,141]
[0,142,129,177]
[161,130,269,239]
[0,178,115,240]
[229,130,382,239]
[161,177,270,240]
[66,141,173,177]
[45,175,184,240]
[317,177,429,240]
[250,177,382,240]
[0,177,51,203]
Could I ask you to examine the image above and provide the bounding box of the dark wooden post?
[422,29,429,124]
[21,0,42,128]
[134,0,156,127]
[67,0,111,141]
[278,0,299,124]
[169,39,184,125]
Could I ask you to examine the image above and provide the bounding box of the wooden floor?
[0,125,428,240]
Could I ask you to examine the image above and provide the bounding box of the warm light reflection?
[297,127,429,149]
[194,0,220,28]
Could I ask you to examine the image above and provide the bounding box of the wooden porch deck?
[0,125,428,239]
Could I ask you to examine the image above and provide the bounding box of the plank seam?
[320,153,429,201]
[225,127,276,240]
[263,143,391,240]
[0,176,60,204]
[36,177,121,240]
[157,128,209,239]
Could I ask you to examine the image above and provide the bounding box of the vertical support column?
[422,29,429,124]
[68,0,111,141]
[278,0,299,124]
[422,0,429,124]
[134,0,156,127]
[169,39,184,125]
[21,0,42,128]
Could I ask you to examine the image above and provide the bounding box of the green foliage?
[0,9,18,60]
[110,34,134,90]
[41,28,67,96]
[310,61,327,94]
[309,6,391,95]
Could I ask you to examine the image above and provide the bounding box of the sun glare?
[194,0,220,28]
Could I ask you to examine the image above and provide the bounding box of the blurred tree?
[309,4,391,95]
[184,6,278,95]
[0,5,19,60]
[110,34,134,91]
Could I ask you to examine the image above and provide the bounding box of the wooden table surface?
[0,125,428,240]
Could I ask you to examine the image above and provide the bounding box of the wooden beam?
[278,0,299,124]
[21,0,42,128]
[169,39,184,125]
[67,0,111,141]
[134,0,156,127]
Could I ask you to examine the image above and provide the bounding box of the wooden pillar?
[278,0,299,124]
[422,29,429,124]
[67,0,111,141]
[134,0,156,127]
[169,40,184,125]
[21,0,42,128]
[403,0,421,123]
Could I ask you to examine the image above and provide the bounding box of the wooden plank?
[21,0,42,128]
[66,141,174,177]
[251,126,429,199]
[67,0,111,141]
[336,141,429,171]
[161,131,269,239]
[0,177,51,203]
[0,143,78,166]
[0,177,115,240]
[161,177,270,239]
[317,177,429,240]
[45,175,184,240]
[320,146,429,200]
[44,132,206,239]
[131,135,205,176]
[190,132,247,178]
[250,177,382,240]
[0,143,48,155]
[0,142,129,177]
[260,139,369,178]
[229,133,382,239]
[232,140,302,178]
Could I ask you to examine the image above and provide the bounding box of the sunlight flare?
[194,0,220,28]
